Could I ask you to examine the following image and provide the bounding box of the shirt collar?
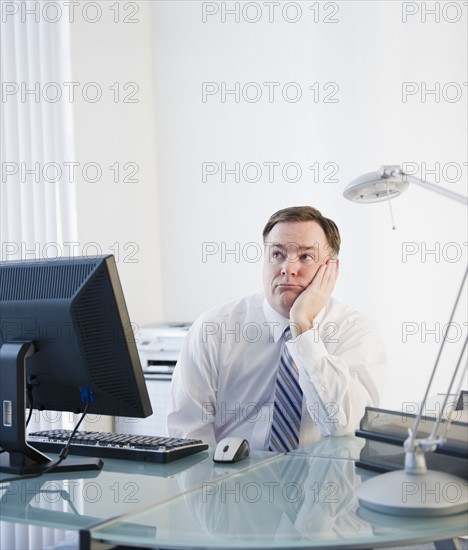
[262,294,328,343]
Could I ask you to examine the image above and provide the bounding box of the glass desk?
[1,438,466,549]
[0,447,276,546]
[291,435,366,461]
[83,450,468,549]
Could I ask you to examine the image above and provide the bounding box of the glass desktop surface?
[0,448,274,532]
[290,434,366,461]
[87,453,468,549]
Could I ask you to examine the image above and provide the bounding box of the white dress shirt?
[167,292,385,451]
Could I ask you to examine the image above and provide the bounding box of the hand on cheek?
[290,260,339,338]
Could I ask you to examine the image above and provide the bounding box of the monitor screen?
[0,255,153,473]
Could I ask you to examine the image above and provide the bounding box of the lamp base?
[356,469,468,517]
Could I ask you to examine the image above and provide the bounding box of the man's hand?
[289,259,339,338]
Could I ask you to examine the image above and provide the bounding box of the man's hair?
[262,206,341,256]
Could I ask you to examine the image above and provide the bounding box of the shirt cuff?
[287,328,331,394]
[288,327,328,363]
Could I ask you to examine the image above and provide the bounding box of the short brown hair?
[262,206,341,256]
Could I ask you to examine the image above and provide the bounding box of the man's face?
[263,221,333,318]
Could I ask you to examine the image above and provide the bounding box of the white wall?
[150,1,467,411]
[70,1,467,412]
[69,1,163,327]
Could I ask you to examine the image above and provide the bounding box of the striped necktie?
[269,327,303,452]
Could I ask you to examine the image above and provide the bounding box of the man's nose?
[281,257,297,276]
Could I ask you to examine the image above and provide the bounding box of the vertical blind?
[1,1,77,260]
[1,3,79,548]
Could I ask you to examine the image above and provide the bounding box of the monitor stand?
[0,342,103,475]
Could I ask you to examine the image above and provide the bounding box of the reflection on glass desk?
[291,435,366,461]
[84,452,468,549]
[2,439,467,549]
[0,448,274,533]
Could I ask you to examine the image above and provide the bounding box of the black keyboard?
[27,429,209,464]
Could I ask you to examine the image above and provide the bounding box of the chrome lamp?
[343,165,467,206]
[344,165,468,516]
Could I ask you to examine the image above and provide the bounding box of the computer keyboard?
[27,429,209,464]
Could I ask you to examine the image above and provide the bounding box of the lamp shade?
[343,170,409,203]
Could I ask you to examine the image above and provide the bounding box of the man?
[167,206,385,451]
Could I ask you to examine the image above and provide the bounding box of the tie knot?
[283,326,292,342]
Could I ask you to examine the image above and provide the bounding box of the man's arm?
[288,313,385,436]
[286,258,385,436]
[166,322,218,445]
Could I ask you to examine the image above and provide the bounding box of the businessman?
[167,206,385,451]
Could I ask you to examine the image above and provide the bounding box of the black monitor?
[0,255,152,474]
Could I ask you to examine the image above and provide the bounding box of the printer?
[115,323,191,436]
[137,323,191,377]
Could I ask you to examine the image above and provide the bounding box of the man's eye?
[272,251,284,259]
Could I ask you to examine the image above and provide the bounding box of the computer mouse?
[213,437,250,463]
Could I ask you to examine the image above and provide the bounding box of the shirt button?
[321,385,326,392]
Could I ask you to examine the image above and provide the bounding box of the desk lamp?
[343,165,468,516]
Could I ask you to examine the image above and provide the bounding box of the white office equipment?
[115,323,191,437]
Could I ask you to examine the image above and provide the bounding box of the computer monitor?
[0,255,153,474]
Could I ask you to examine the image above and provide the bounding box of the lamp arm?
[398,171,468,205]
[429,338,467,441]
[404,347,466,475]
[406,266,468,451]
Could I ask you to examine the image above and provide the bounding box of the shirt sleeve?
[166,321,219,446]
[287,313,386,437]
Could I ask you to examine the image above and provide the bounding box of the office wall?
[69,2,163,327]
[69,2,467,412]
[150,1,467,411]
